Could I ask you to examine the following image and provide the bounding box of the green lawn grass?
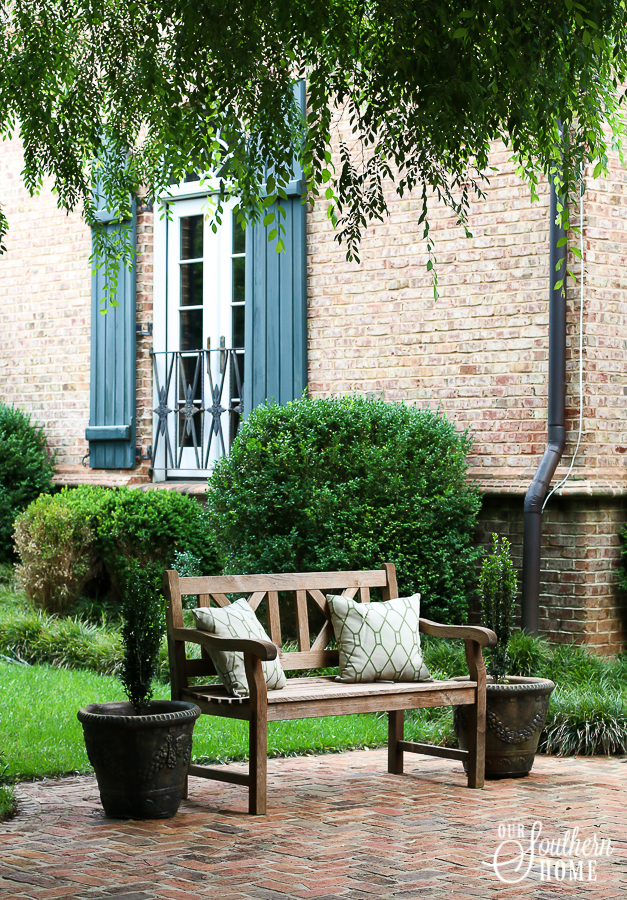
[0,661,455,781]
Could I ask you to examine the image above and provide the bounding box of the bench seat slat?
[184,676,476,706]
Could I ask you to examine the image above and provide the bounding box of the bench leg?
[249,707,267,814]
[465,640,487,789]
[388,709,404,775]
[246,654,268,815]
[181,772,189,800]
[466,700,486,788]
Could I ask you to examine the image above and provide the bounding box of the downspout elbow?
[523,426,566,515]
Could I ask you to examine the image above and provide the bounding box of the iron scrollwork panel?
[150,349,244,472]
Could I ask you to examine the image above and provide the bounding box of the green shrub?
[206,396,482,623]
[14,485,219,615]
[0,753,16,821]
[120,561,164,711]
[0,785,16,821]
[479,534,516,681]
[14,489,105,614]
[421,637,468,679]
[0,404,55,562]
[543,641,614,686]
[94,487,218,591]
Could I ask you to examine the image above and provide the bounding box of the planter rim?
[453,675,555,695]
[77,700,201,728]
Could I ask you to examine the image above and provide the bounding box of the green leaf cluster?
[206,396,482,625]
[479,533,516,681]
[0,404,55,562]
[1,0,626,284]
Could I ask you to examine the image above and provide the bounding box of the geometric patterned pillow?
[192,599,286,697]
[326,594,432,684]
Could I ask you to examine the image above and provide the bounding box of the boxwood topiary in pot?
[77,561,200,818]
[453,534,554,778]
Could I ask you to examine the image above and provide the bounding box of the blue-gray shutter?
[244,81,307,413]
[85,202,137,468]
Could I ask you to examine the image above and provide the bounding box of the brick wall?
[476,493,627,655]
[0,134,153,483]
[306,137,627,495]
[0,134,92,467]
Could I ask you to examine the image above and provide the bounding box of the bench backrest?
[164,564,399,674]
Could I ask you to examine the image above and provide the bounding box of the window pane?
[232,256,245,305]
[180,309,203,351]
[180,261,203,306]
[232,305,245,349]
[231,352,244,396]
[180,215,203,260]
[232,218,245,255]
[180,355,202,399]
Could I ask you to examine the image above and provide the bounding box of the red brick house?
[1,129,626,652]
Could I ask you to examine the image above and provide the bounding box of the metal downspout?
[521,177,567,633]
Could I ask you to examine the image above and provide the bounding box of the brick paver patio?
[1,750,626,898]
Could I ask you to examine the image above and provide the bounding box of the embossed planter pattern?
[77,700,201,818]
[453,676,555,779]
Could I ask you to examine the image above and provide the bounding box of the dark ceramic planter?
[453,676,555,778]
[77,700,201,819]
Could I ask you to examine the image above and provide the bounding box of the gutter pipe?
[521,176,567,633]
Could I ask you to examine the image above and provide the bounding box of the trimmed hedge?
[206,396,482,623]
[0,404,55,562]
[14,486,219,615]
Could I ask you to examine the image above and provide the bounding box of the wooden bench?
[163,564,497,815]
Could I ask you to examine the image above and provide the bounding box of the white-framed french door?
[152,193,246,479]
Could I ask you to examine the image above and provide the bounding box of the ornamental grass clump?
[479,534,517,682]
[540,688,627,756]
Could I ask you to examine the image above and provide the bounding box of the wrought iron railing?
[150,347,243,472]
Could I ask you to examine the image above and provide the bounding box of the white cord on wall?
[543,176,585,511]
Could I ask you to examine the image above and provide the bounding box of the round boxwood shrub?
[15,485,219,615]
[0,404,55,561]
[206,396,482,623]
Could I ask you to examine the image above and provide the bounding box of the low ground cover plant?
[0,403,55,563]
[206,396,482,625]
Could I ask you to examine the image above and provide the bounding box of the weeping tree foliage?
[1,0,626,297]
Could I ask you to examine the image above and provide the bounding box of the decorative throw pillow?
[326,593,432,684]
[192,599,286,697]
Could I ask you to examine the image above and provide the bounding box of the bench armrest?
[172,627,278,661]
[419,619,497,647]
